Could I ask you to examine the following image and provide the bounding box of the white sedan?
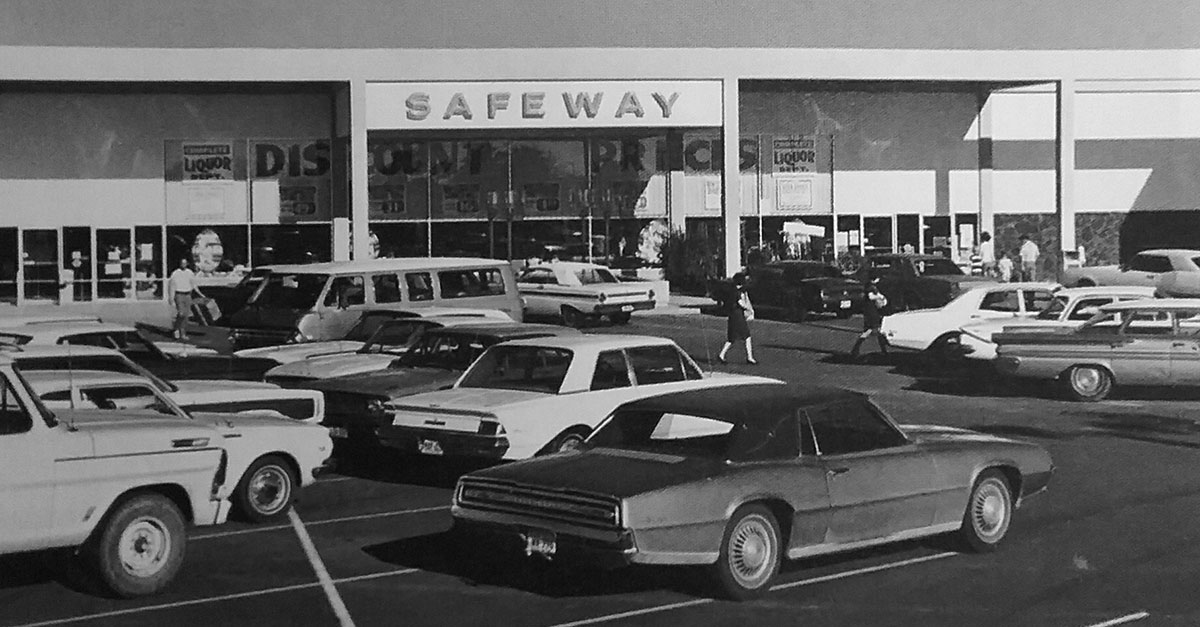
[26,370,333,523]
[517,262,655,326]
[881,282,1060,357]
[376,334,775,460]
[958,285,1157,361]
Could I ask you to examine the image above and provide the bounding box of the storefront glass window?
[923,216,952,258]
[369,222,428,258]
[22,229,59,303]
[250,224,331,267]
[166,225,249,283]
[62,227,92,302]
[0,229,17,304]
[863,217,893,256]
[96,228,133,299]
[134,226,164,301]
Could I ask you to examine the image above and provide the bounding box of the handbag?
[740,293,755,321]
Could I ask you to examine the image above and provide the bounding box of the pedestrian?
[997,251,1014,282]
[849,277,889,361]
[978,232,996,277]
[718,272,757,365]
[168,257,205,340]
[1018,234,1039,281]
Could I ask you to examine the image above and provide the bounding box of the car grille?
[456,478,621,530]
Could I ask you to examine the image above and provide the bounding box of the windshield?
[250,273,329,311]
[575,267,620,285]
[348,314,412,343]
[0,333,33,346]
[360,321,430,356]
[1037,296,1069,320]
[458,345,573,393]
[13,355,177,393]
[914,258,964,276]
[393,333,493,370]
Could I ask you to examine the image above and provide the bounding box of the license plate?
[328,427,349,439]
[621,305,634,312]
[418,439,444,456]
[523,528,557,558]
[840,300,852,309]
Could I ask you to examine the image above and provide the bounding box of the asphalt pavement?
[3,311,1198,627]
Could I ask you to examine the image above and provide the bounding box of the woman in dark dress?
[718,272,757,364]
[849,277,889,360]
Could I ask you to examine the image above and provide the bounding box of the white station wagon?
[517,262,656,327]
[377,334,774,460]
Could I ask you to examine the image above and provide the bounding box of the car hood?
[155,341,221,357]
[234,340,365,362]
[189,410,326,434]
[394,386,551,411]
[267,353,398,380]
[311,367,462,398]
[466,447,720,498]
[54,408,220,457]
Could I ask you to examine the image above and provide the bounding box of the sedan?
[995,298,1200,401]
[451,382,1052,600]
[1061,248,1200,288]
[517,262,655,327]
[745,260,863,320]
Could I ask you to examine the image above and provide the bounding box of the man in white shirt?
[978,232,996,277]
[168,258,205,339]
[1018,234,1039,281]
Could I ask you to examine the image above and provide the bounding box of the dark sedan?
[865,253,992,311]
[746,261,863,320]
[451,382,1053,600]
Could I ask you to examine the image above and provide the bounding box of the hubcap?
[119,517,171,577]
[728,515,775,587]
[1072,367,1103,394]
[249,466,290,515]
[971,480,1010,541]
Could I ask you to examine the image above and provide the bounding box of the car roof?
[427,322,580,339]
[1133,249,1200,256]
[1056,285,1157,297]
[0,321,134,337]
[261,257,509,274]
[526,262,611,271]
[1102,298,1200,311]
[8,344,128,358]
[965,281,1057,291]
[498,333,676,350]
[617,382,861,419]
[23,369,149,390]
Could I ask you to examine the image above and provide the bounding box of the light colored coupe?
[378,334,773,460]
[1060,248,1200,288]
[880,282,1059,357]
[995,298,1200,401]
[517,262,655,327]
[958,285,1157,361]
[26,370,333,522]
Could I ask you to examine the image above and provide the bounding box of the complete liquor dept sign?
[366,81,724,130]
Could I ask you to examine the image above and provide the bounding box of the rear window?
[575,267,619,285]
[627,345,701,384]
[1129,254,1173,274]
[459,345,573,393]
[438,268,507,299]
[0,333,32,346]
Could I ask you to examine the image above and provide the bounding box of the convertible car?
[995,298,1200,401]
[451,382,1053,600]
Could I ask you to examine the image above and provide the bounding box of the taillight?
[478,420,506,436]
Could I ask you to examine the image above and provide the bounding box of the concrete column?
[349,78,371,261]
[1056,79,1077,253]
[976,87,995,240]
[721,78,741,277]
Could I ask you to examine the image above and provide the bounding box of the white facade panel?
[833,171,937,216]
[1078,92,1200,139]
[0,179,166,227]
[993,170,1056,214]
[1074,168,1154,213]
[949,169,981,215]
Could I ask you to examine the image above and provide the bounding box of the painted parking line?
[192,505,450,541]
[288,509,355,627]
[546,551,957,627]
[8,568,420,627]
[1083,611,1150,627]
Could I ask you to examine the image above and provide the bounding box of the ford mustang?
[451,382,1053,600]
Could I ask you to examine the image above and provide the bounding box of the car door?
[516,268,558,317]
[1169,310,1200,385]
[1125,253,1173,286]
[1113,311,1173,384]
[805,398,937,545]
[0,372,55,552]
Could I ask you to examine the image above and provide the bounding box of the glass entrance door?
[21,229,59,303]
[0,228,16,305]
[97,228,134,299]
[62,226,93,302]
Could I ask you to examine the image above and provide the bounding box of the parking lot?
[3,311,1200,627]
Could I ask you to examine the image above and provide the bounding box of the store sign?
[182,142,234,180]
[249,140,332,222]
[772,136,816,173]
[367,81,723,130]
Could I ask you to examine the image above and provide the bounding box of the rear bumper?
[592,300,656,316]
[451,515,636,570]
[378,425,510,459]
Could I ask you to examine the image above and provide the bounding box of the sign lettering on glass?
[182,142,234,180]
[772,136,816,174]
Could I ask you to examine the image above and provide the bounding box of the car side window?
[1068,297,1114,321]
[405,272,434,302]
[324,276,365,308]
[82,386,175,415]
[980,290,1020,313]
[627,345,688,385]
[0,376,33,435]
[590,350,632,391]
[185,399,315,421]
[439,269,507,298]
[1128,254,1172,273]
[518,268,557,285]
[805,399,907,455]
[60,332,119,350]
[371,273,403,304]
[1021,290,1055,314]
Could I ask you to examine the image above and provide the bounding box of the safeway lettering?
[404,90,682,122]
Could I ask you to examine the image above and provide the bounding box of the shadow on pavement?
[332,446,498,489]
[1075,411,1200,450]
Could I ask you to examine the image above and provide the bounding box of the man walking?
[978,232,996,277]
[168,258,204,340]
[1018,234,1039,281]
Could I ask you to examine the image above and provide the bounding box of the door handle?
[1173,342,1187,348]
[826,467,850,478]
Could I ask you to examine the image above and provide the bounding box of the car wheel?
[234,455,297,523]
[711,504,781,601]
[561,306,587,328]
[87,493,187,598]
[1064,365,1113,402]
[608,312,632,325]
[959,470,1013,552]
[927,332,962,367]
[539,427,590,456]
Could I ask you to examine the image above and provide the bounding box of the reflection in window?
[405,272,434,301]
[324,276,365,308]
[372,273,402,304]
[438,269,506,298]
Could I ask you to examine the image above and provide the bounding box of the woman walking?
[718,272,757,365]
[849,277,889,361]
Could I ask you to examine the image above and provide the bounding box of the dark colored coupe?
[451,383,1053,600]
[745,261,863,320]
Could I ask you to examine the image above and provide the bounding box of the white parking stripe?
[1083,611,1150,627]
[547,551,957,627]
[192,505,450,541]
[9,568,419,627]
[288,509,355,627]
